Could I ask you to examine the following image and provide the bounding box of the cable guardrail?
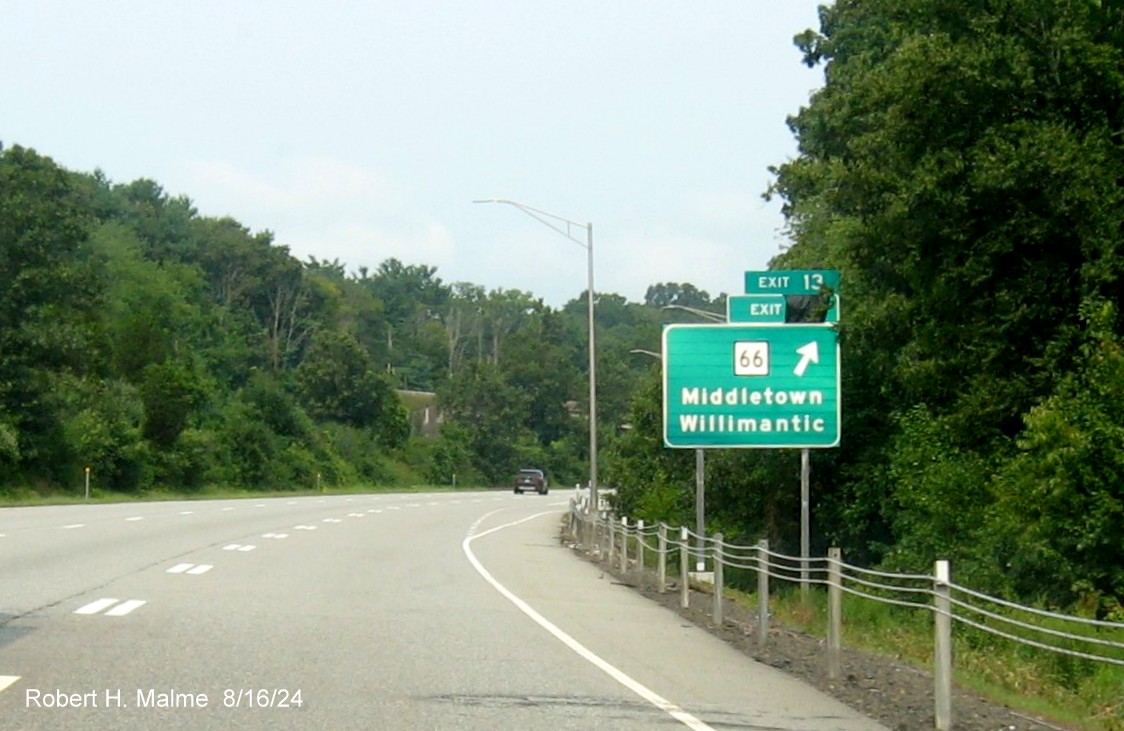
[565,494,1124,731]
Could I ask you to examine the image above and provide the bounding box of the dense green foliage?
[0,142,701,498]
[606,0,1124,618]
[759,0,1124,613]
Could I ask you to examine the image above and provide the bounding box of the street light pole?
[474,199,598,514]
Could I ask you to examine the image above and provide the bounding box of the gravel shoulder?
[567,538,1075,731]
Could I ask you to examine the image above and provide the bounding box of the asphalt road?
[0,491,889,730]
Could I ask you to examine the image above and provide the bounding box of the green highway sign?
[727,294,786,323]
[662,324,840,449]
[745,269,840,296]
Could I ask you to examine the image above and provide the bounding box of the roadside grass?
[737,586,1124,731]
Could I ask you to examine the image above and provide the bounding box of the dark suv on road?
[513,468,548,495]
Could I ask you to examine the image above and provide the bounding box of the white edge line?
[462,511,715,731]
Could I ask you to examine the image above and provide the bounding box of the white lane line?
[0,533,6,538]
[179,511,195,515]
[221,507,234,512]
[463,511,716,731]
[222,544,242,551]
[0,676,20,694]
[237,545,255,552]
[255,504,266,508]
[104,599,146,616]
[168,563,213,574]
[321,518,341,523]
[294,525,317,531]
[348,513,365,518]
[286,501,297,505]
[75,598,119,615]
[125,516,143,522]
[262,533,289,539]
[63,524,85,529]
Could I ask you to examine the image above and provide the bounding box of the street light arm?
[661,304,725,322]
[473,198,590,248]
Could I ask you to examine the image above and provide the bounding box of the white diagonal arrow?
[794,341,819,377]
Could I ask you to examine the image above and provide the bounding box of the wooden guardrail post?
[827,547,842,680]
[757,539,770,645]
[935,560,953,731]
[713,533,724,626]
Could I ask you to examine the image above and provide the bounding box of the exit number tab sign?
[744,269,840,296]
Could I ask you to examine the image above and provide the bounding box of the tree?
[0,146,103,473]
[766,0,1124,580]
[295,330,407,447]
[643,282,716,310]
[437,360,532,484]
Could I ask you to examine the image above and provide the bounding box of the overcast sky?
[3,0,825,307]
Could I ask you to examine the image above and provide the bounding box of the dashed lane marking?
[221,507,234,512]
[125,516,143,522]
[74,598,146,616]
[294,525,317,531]
[167,563,213,574]
[179,511,194,515]
[62,524,85,529]
[0,676,19,695]
[105,599,147,616]
[321,518,342,523]
[348,513,365,518]
[223,544,257,551]
[262,533,288,539]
